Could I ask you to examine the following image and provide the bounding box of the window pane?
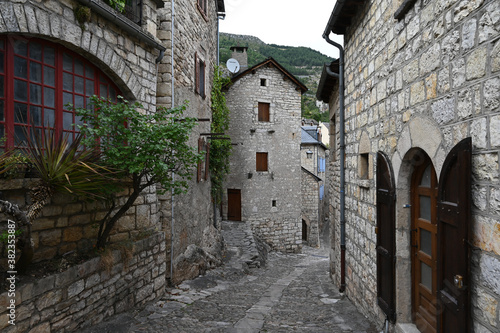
[0,52,4,73]
[74,95,84,109]
[44,108,55,127]
[100,84,108,97]
[43,87,55,107]
[63,92,73,109]
[419,195,431,221]
[74,59,84,76]
[30,84,42,104]
[14,125,27,146]
[14,40,28,56]
[29,42,42,61]
[0,100,4,120]
[63,112,73,130]
[63,72,73,91]
[43,46,56,66]
[85,65,94,79]
[420,229,432,256]
[0,76,3,98]
[0,124,4,140]
[14,56,28,78]
[63,53,73,71]
[14,79,28,101]
[75,114,84,127]
[44,47,55,66]
[110,86,117,101]
[44,66,55,86]
[14,103,28,123]
[31,106,42,126]
[421,262,432,291]
[30,62,42,83]
[85,79,94,96]
[75,76,84,94]
[420,164,431,187]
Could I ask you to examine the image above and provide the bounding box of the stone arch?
[391,116,446,187]
[2,3,143,100]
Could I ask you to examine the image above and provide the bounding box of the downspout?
[170,0,176,283]
[323,31,346,293]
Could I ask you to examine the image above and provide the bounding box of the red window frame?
[0,36,120,150]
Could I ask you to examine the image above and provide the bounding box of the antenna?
[226,58,240,73]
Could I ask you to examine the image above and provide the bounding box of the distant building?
[224,50,307,252]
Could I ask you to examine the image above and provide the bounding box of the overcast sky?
[219,0,343,59]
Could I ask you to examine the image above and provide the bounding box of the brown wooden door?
[412,155,438,333]
[376,152,396,322]
[437,138,471,333]
[227,189,241,221]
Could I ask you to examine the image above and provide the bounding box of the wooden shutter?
[194,52,199,95]
[256,152,268,171]
[205,142,210,181]
[376,151,396,322]
[258,102,270,122]
[437,138,471,333]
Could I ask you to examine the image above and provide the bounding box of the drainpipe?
[322,31,346,293]
[170,0,176,284]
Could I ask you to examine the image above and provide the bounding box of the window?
[197,0,208,18]
[256,152,268,172]
[272,200,276,207]
[0,36,120,149]
[258,102,270,122]
[359,153,369,179]
[195,53,205,98]
[318,157,326,173]
[260,78,267,86]
[197,137,209,182]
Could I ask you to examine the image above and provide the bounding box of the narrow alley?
[79,221,378,333]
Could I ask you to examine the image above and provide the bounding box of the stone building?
[301,125,328,247]
[223,55,307,253]
[0,0,224,331]
[317,0,500,332]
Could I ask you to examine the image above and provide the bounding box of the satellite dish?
[226,58,240,73]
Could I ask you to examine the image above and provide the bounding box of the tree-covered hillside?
[219,33,332,122]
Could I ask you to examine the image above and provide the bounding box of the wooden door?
[412,155,438,333]
[227,189,241,221]
[437,138,471,333]
[376,152,396,322]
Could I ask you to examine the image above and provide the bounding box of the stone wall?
[224,65,303,253]
[326,0,500,331]
[0,232,166,333]
[301,169,320,247]
[156,0,223,284]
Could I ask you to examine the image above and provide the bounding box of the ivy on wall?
[209,66,232,204]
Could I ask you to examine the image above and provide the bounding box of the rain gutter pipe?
[322,30,346,293]
[76,0,166,63]
[170,0,176,283]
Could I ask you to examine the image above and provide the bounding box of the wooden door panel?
[227,189,241,221]
[376,152,396,322]
[437,138,471,333]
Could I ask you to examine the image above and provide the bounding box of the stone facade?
[0,232,166,332]
[223,58,306,253]
[301,168,321,247]
[0,0,225,329]
[319,0,500,332]
[156,0,224,284]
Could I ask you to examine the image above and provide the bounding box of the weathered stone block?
[466,46,487,80]
[35,289,62,311]
[63,226,82,242]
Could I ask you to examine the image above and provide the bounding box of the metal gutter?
[322,29,346,293]
[76,0,166,62]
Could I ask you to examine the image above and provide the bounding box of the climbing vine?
[210,66,232,204]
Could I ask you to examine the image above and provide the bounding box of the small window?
[195,53,205,98]
[256,152,268,172]
[258,102,270,122]
[359,153,369,179]
[272,200,277,207]
[197,0,208,18]
[197,137,210,182]
[260,78,267,86]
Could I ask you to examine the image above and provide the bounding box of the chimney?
[230,46,248,73]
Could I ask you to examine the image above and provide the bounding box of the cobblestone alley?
[79,221,378,333]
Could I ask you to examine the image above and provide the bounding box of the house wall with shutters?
[301,169,321,247]
[156,0,223,284]
[322,0,500,331]
[224,65,303,253]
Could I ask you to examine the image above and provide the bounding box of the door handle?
[454,275,464,289]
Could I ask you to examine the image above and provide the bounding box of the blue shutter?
[319,184,324,200]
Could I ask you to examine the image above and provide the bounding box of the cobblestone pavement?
[79,221,378,333]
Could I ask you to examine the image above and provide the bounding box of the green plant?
[209,66,232,204]
[73,95,202,249]
[0,151,29,179]
[105,0,126,12]
[74,4,91,29]
[0,229,22,244]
